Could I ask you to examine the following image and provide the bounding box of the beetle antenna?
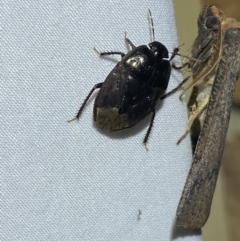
[148,9,155,42]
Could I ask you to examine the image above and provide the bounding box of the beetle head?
[149,41,169,59]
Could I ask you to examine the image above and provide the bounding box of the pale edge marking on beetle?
[176,24,240,229]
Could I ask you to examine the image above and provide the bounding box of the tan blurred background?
[173,0,240,240]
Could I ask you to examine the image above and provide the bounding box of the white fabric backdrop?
[2,0,202,240]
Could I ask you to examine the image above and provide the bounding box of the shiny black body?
[94,43,171,132]
[68,33,174,145]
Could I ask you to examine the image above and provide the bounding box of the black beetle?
[68,10,178,147]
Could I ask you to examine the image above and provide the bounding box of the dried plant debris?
[175,5,240,228]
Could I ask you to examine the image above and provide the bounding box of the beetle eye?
[149,41,169,59]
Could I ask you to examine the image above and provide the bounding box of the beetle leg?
[67,83,103,122]
[143,109,155,150]
[169,47,180,61]
[124,32,136,49]
[94,47,125,58]
[160,76,190,100]
[125,37,136,49]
